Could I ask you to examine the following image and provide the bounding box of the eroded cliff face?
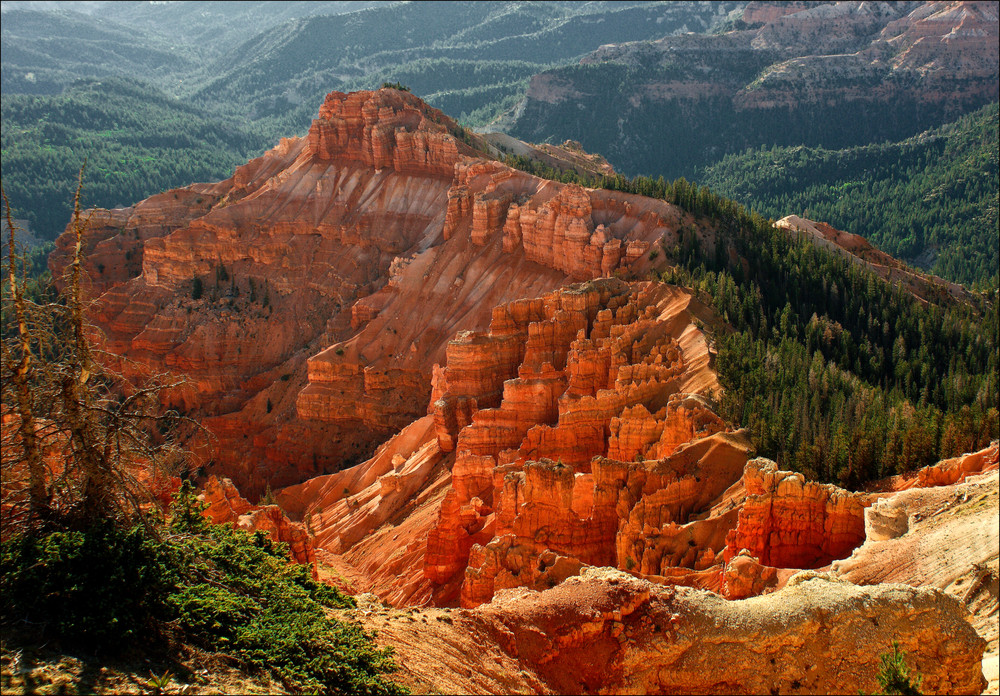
[424,279,730,605]
[834,443,1000,691]
[596,0,999,110]
[48,87,994,690]
[281,278,878,610]
[51,89,686,498]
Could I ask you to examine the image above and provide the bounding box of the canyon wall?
[283,278,875,610]
[51,88,687,498]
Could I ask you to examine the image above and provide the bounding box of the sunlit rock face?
[50,89,687,498]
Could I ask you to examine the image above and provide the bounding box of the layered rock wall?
[51,88,693,497]
[723,458,868,569]
[417,278,748,606]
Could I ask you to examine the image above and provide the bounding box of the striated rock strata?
[423,278,732,605]
[50,88,688,498]
[723,458,867,569]
[833,444,1000,683]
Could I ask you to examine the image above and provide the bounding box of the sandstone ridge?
[776,214,971,304]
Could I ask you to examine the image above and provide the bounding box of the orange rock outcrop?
[414,278,743,606]
[723,458,868,569]
[889,440,999,490]
[200,475,316,573]
[45,89,996,686]
[50,89,689,499]
[832,455,999,676]
[357,567,987,695]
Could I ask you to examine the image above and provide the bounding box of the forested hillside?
[504,1,997,288]
[0,8,194,95]
[0,2,379,95]
[190,1,737,128]
[0,79,272,239]
[519,169,999,487]
[699,103,1000,288]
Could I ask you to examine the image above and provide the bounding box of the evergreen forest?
[565,171,998,488]
[1,78,275,241]
[700,103,1000,289]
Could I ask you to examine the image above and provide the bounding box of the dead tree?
[2,170,200,533]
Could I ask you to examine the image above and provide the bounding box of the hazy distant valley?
[3,0,996,286]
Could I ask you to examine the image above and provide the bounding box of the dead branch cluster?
[1,169,199,535]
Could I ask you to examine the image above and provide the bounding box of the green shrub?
[169,479,209,534]
[0,522,176,652]
[876,641,922,696]
[1,486,402,694]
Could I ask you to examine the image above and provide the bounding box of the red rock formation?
[281,274,885,609]
[900,440,998,490]
[415,278,747,606]
[833,461,999,661]
[51,88,688,498]
[200,475,316,573]
[723,458,867,569]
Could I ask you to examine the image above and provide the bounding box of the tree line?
[500,163,998,487]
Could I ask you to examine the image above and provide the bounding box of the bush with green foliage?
[381,81,410,92]
[0,521,177,652]
[0,484,406,695]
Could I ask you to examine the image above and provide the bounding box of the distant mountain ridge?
[508,0,999,178]
[2,0,997,286]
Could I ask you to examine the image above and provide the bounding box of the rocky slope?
[836,443,1000,693]
[507,0,999,177]
[199,475,316,572]
[351,567,986,695]
[50,88,690,499]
